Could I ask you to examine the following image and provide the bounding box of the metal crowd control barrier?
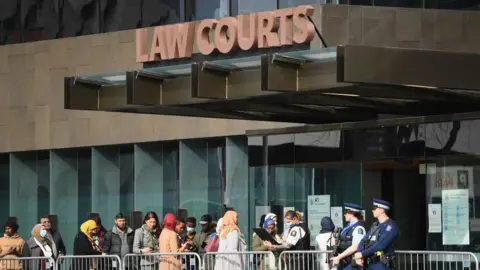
[278,250,480,270]
[56,255,122,270]
[122,252,201,270]
[278,250,332,270]
[395,251,479,270]
[0,257,56,270]
[203,251,275,270]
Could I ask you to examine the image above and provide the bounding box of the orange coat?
[159,229,182,270]
[0,234,25,270]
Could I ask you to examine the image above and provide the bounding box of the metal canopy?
[64,45,480,124]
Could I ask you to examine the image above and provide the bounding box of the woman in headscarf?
[252,218,282,270]
[73,220,102,256]
[22,224,55,270]
[159,213,190,270]
[214,211,246,270]
[265,213,277,224]
[316,216,337,270]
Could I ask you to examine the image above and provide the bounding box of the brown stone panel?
[49,68,71,122]
[33,53,51,106]
[71,118,91,147]
[88,114,114,146]
[0,47,9,74]
[347,6,363,45]
[435,11,463,43]
[34,105,51,150]
[9,120,35,151]
[50,120,72,149]
[362,9,396,47]
[395,9,421,42]
[0,126,10,153]
[0,74,9,108]
[462,12,480,51]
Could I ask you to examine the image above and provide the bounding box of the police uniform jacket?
[358,219,399,258]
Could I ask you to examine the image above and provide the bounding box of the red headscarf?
[163,213,176,231]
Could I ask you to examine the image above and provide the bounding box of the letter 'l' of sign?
[136,5,316,63]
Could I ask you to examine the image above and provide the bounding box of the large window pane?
[179,139,224,226]
[78,148,92,230]
[185,0,229,21]
[425,0,480,9]
[248,136,268,243]
[355,124,427,250]
[50,149,78,254]
[10,152,39,238]
[22,0,61,42]
[120,145,134,220]
[92,145,134,229]
[61,0,101,38]
[37,151,50,218]
[425,120,480,252]
[426,155,478,252]
[163,142,179,215]
[134,143,163,215]
[279,0,326,8]
[142,0,181,27]
[101,0,142,32]
[226,137,249,240]
[0,1,22,45]
[374,0,423,7]
[0,154,9,224]
[134,142,178,216]
[231,0,276,15]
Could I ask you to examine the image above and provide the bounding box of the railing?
[122,252,201,270]
[203,251,275,270]
[3,250,477,270]
[278,250,479,270]
[278,250,331,270]
[396,250,479,270]
[0,257,55,270]
[56,255,121,270]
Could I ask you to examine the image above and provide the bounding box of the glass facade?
[1,0,478,46]
[0,119,479,253]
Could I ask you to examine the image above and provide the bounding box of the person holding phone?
[133,212,161,270]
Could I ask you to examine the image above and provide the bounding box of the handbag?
[204,234,219,253]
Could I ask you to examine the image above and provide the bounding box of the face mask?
[285,222,292,228]
[40,229,48,238]
[187,227,195,233]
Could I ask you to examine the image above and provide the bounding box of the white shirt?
[316,232,335,270]
[285,226,306,246]
[350,223,366,245]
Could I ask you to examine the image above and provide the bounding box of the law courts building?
[1,0,480,254]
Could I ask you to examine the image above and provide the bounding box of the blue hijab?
[263,218,275,229]
[320,216,335,233]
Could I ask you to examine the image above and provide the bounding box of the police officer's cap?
[344,203,362,212]
[373,199,391,210]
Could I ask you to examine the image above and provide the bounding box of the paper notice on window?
[308,195,331,245]
[428,204,442,233]
[442,189,470,245]
[331,207,343,228]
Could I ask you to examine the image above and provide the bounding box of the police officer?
[354,199,399,270]
[331,203,366,270]
[264,210,311,268]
